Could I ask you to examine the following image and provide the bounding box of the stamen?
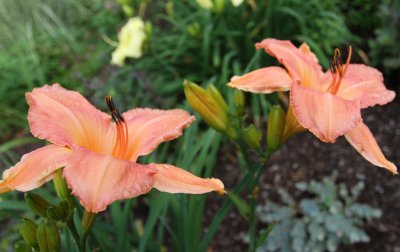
[105,96,129,159]
[327,46,352,95]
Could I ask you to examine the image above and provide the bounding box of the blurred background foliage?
[0,0,398,251]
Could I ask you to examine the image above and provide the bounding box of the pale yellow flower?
[196,0,243,11]
[111,17,146,67]
[196,0,213,10]
[231,0,244,7]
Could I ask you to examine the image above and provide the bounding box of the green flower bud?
[213,0,225,14]
[145,21,153,38]
[166,1,174,16]
[25,193,50,217]
[52,169,70,201]
[187,22,201,37]
[244,124,262,151]
[267,105,286,152]
[233,90,245,116]
[19,218,38,247]
[37,219,61,252]
[47,205,65,222]
[184,80,229,132]
[14,241,32,252]
[206,84,229,113]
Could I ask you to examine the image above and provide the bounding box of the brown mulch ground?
[210,88,400,252]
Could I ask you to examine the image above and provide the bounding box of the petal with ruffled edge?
[0,145,70,193]
[345,122,397,174]
[291,83,362,143]
[63,146,156,213]
[228,67,292,94]
[26,84,113,154]
[335,64,396,108]
[122,109,195,161]
[153,164,224,194]
[256,39,323,88]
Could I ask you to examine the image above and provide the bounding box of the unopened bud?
[37,219,61,252]
[184,80,229,133]
[47,205,66,222]
[267,105,286,152]
[52,169,70,201]
[233,90,245,116]
[145,21,153,38]
[244,124,262,150]
[207,84,229,113]
[25,193,50,217]
[14,241,31,252]
[19,218,38,247]
[187,22,201,37]
[213,0,225,14]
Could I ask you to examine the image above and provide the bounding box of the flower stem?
[80,211,96,251]
[199,162,262,252]
[67,218,81,250]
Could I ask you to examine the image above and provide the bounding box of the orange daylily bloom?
[0,84,224,213]
[228,38,397,174]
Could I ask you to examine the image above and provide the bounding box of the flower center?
[105,96,129,159]
[327,46,352,95]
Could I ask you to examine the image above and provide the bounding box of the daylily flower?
[0,84,224,213]
[196,0,244,11]
[228,38,397,174]
[111,17,146,67]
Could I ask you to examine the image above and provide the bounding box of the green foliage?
[256,175,382,252]
[339,0,382,37]
[368,0,400,76]
[0,0,121,139]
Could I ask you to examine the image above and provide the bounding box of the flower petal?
[345,122,397,174]
[256,39,323,88]
[0,145,70,193]
[63,146,156,213]
[152,164,224,194]
[336,64,396,108]
[26,84,113,154]
[291,83,362,142]
[122,108,195,161]
[228,67,292,94]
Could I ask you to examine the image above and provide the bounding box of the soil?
[208,87,400,252]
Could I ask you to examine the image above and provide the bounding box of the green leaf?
[227,191,250,220]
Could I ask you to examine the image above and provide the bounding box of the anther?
[104,96,129,158]
[327,46,352,95]
[105,96,125,123]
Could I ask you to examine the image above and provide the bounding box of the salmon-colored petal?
[228,67,292,94]
[345,122,397,174]
[0,145,70,193]
[27,84,113,154]
[153,164,224,194]
[291,83,362,143]
[256,39,323,88]
[63,146,156,213]
[335,64,396,108]
[122,108,195,161]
